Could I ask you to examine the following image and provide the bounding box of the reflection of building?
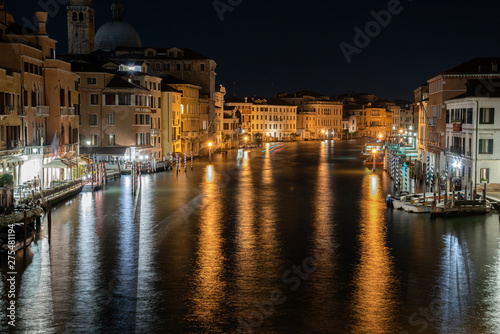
[444,80,500,189]
[0,4,80,188]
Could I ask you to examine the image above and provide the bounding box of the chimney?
[35,12,48,35]
[493,62,498,72]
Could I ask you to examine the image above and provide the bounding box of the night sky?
[4,0,500,101]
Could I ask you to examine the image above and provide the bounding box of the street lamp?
[372,148,378,172]
[208,142,213,163]
[244,136,248,148]
[86,140,91,146]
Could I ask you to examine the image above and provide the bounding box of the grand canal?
[2,140,500,333]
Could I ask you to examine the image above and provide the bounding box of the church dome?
[94,1,141,51]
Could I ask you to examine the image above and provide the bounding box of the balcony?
[61,107,68,119]
[68,107,76,118]
[60,143,78,155]
[8,140,24,150]
[18,107,27,117]
[181,131,197,138]
[452,120,462,132]
[135,106,151,113]
[151,129,160,137]
[24,145,54,156]
[427,118,437,127]
[0,105,15,119]
[447,147,465,156]
[36,105,50,117]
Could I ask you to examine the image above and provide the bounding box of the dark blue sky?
[4,0,500,100]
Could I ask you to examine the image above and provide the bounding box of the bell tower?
[67,0,94,54]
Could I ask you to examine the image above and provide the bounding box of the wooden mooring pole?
[23,211,27,250]
[48,202,52,244]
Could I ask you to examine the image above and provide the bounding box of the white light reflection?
[370,175,378,197]
[73,191,100,329]
[206,165,214,183]
[135,175,158,332]
[434,234,475,332]
[485,244,500,332]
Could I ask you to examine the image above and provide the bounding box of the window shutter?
[479,139,483,153]
[490,108,495,124]
[480,108,484,124]
[489,139,494,154]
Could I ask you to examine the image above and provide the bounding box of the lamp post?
[372,148,377,172]
[244,136,248,149]
[208,142,212,163]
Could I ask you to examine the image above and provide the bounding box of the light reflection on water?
[188,165,227,332]
[434,234,476,333]
[135,176,159,332]
[303,139,340,331]
[73,191,100,332]
[3,142,500,333]
[351,172,398,333]
[485,245,500,332]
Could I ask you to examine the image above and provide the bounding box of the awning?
[43,159,70,169]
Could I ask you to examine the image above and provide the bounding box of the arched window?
[72,12,77,21]
[79,12,84,21]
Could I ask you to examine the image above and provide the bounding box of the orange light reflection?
[351,173,398,333]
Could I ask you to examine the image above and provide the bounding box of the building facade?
[248,97,297,142]
[444,80,500,190]
[281,91,342,140]
[160,84,182,156]
[425,57,500,176]
[0,5,80,189]
[76,65,161,160]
